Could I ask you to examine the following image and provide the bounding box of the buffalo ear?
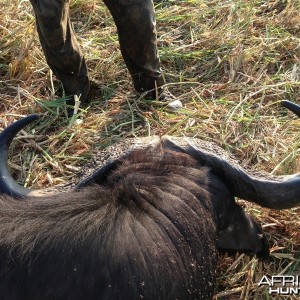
[217,205,269,258]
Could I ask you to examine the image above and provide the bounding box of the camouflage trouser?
[29,0,165,102]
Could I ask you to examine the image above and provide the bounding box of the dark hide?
[0,146,267,300]
[3,103,299,300]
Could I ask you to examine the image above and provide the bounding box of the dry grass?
[0,0,299,299]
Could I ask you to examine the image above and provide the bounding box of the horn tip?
[281,100,293,107]
[27,114,41,121]
[281,100,300,118]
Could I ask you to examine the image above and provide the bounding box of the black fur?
[0,146,267,300]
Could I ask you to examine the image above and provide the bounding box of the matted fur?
[0,146,230,300]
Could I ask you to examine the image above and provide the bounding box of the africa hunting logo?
[258,275,300,296]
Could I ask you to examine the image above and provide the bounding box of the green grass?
[0,0,299,299]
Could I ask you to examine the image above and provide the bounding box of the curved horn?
[75,158,123,190]
[0,115,43,198]
[282,100,300,117]
[162,138,299,209]
[162,97,300,212]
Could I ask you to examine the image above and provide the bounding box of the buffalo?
[0,100,299,299]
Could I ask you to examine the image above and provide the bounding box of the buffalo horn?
[163,100,300,209]
[0,115,58,198]
[282,100,300,117]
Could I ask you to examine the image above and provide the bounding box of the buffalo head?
[0,101,298,300]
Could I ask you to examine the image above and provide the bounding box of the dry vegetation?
[0,0,299,299]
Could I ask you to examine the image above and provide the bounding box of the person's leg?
[103,0,167,99]
[29,0,90,103]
